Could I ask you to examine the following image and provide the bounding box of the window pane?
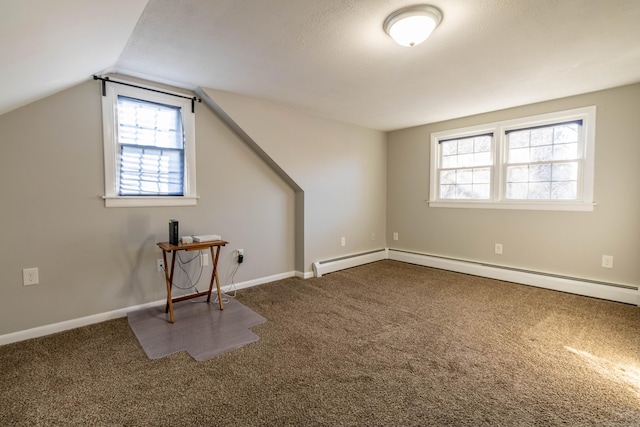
[531,145,552,162]
[117,96,183,149]
[441,140,457,156]
[528,182,551,199]
[457,169,473,184]
[458,139,473,154]
[440,135,492,168]
[440,170,456,184]
[529,164,551,182]
[441,154,457,168]
[506,162,579,201]
[474,136,491,152]
[473,168,490,184]
[504,121,583,201]
[457,153,475,167]
[552,162,578,181]
[551,181,577,199]
[440,184,456,199]
[508,122,581,165]
[439,167,491,200]
[509,147,530,163]
[119,145,184,196]
[553,142,578,160]
[437,134,493,201]
[506,183,528,199]
[554,124,579,143]
[509,131,530,148]
[530,128,553,146]
[474,151,491,165]
[506,165,528,183]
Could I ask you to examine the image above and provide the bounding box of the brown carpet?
[0,260,638,426]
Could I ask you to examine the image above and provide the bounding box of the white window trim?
[101,82,197,208]
[429,106,596,212]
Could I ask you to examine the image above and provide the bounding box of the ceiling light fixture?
[383,5,442,47]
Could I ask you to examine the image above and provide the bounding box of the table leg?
[207,246,224,310]
[163,251,177,323]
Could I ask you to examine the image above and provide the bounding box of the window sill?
[103,196,198,208]
[428,200,595,212]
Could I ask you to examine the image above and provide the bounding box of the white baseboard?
[296,270,315,279]
[0,271,298,346]
[221,271,297,293]
[0,299,166,347]
[389,249,639,306]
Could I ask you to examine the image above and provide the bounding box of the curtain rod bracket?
[93,75,199,113]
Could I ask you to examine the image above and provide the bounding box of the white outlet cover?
[23,267,39,286]
[602,255,614,268]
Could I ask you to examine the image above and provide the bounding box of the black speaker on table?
[169,219,179,245]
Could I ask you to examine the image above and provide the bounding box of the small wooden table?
[157,240,228,323]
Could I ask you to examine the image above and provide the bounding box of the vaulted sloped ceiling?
[0,0,147,117]
[2,0,640,131]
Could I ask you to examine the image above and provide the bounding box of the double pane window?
[430,107,595,211]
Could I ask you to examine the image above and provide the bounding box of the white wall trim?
[0,299,165,346]
[0,271,298,346]
[389,249,639,306]
[221,271,297,293]
[296,270,315,279]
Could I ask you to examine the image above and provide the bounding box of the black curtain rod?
[93,75,201,113]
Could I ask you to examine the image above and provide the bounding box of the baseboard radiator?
[313,249,388,277]
[388,249,639,306]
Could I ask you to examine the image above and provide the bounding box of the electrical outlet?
[201,253,209,267]
[371,233,376,241]
[157,259,164,272]
[495,243,503,255]
[393,232,399,241]
[602,255,614,269]
[23,268,39,286]
[341,237,346,247]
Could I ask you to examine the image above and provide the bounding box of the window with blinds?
[117,96,185,196]
[100,80,197,207]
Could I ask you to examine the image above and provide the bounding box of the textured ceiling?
[2,0,640,131]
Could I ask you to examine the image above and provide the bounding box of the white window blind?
[117,96,185,196]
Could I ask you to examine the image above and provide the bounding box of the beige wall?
[0,79,296,335]
[202,89,388,271]
[4,76,635,337]
[387,83,640,286]
[0,78,388,336]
